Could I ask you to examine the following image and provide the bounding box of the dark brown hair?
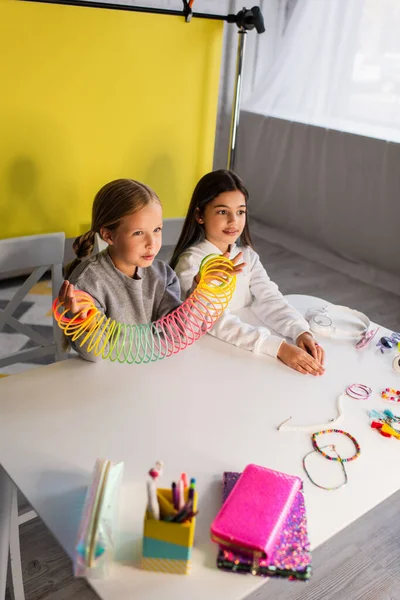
[170,169,253,270]
[65,179,160,279]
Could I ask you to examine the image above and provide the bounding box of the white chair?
[0,233,67,369]
[0,232,67,600]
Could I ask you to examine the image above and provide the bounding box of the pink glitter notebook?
[216,472,312,581]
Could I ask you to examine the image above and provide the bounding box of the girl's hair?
[170,169,253,270]
[65,178,160,279]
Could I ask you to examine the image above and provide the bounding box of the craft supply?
[172,482,179,510]
[356,327,379,350]
[188,479,196,502]
[311,429,361,463]
[370,421,392,437]
[74,459,124,577]
[369,407,400,439]
[383,408,400,422]
[369,408,400,424]
[376,333,400,354]
[147,479,160,520]
[148,461,163,480]
[216,472,312,580]
[371,421,392,437]
[178,479,185,510]
[393,355,400,373]
[180,472,189,489]
[303,445,348,491]
[174,511,198,524]
[142,486,198,575]
[145,466,199,524]
[171,502,198,524]
[156,490,177,519]
[371,421,400,439]
[381,387,400,403]
[277,393,345,432]
[211,465,301,563]
[278,384,372,433]
[305,305,370,339]
[379,423,400,439]
[345,384,372,399]
[52,254,236,363]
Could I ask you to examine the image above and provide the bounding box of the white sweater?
[174,240,311,358]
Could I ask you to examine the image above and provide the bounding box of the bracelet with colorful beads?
[381,388,400,402]
[311,429,361,463]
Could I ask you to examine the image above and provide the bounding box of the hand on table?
[277,340,325,376]
[297,332,325,366]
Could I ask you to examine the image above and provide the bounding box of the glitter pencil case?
[216,472,312,580]
[211,464,301,563]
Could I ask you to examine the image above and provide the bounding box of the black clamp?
[182,0,194,23]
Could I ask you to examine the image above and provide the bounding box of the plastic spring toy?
[53,254,236,364]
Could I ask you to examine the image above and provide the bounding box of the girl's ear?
[195,208,204,224]
[100,227,114,246]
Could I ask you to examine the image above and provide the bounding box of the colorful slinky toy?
[53,254,236,364]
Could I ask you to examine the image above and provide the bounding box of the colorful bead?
[381,388,400,403]
[311,429,361,463]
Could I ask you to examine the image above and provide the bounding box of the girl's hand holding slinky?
[194,251,246,285]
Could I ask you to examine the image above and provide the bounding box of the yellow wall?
[0,0,223,238]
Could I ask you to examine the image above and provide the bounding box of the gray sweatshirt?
[67,249,182,362]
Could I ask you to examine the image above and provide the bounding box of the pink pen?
[180,473,189,489]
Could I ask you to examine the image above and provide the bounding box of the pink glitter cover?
[211,464,301,557]
[217,472,312,580]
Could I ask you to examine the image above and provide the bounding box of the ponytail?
[64,230,96,279]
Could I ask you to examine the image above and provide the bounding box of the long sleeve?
[249,253,310,345]
[64,250,184,364]
[174,252,198,301]
[154,267,182,318]
[206,309,284,357]
[175,244,287,358]
[67,289,106,363]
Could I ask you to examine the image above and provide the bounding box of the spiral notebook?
[216,472,312,581]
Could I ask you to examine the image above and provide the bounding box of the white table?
[0,295,399,600]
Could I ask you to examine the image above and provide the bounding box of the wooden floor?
[6,237,400,600]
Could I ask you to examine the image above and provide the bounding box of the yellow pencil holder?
[141,488,197,575]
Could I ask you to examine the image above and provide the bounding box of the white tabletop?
[0,295,399,600]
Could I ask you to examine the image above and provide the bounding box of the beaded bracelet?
[303,444,348,491]
[311,429,361,463]
[381,388,400,402]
